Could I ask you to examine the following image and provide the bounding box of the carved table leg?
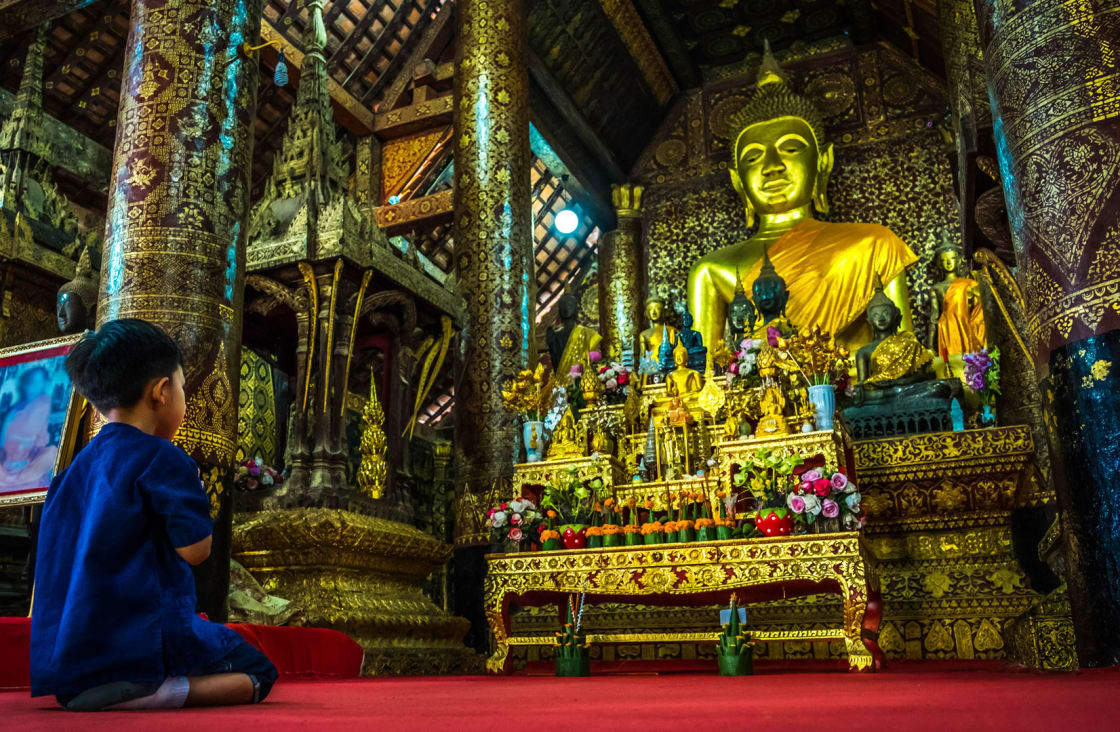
[484,579,512,673]
[840,560,879,672]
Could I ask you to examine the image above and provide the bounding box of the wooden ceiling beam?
[259,19,375,135]
[373,93,451,138]
[343,0,413,95]
[381,0,453,111]
[0,0,102,41]
[372,187,454,235]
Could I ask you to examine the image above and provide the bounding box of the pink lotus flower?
[589,351,602,363]
[830,472,848,491]
[812,479,832,498]
[508,527,523,541]
[570,364,584,377]
[787,494,806,514]
[821,499,840,518]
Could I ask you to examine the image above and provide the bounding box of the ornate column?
[451,0,532,652]
[597,183,644,367]
[98,0,264,619]
[975,0,1120,666]
[452,0,532,490]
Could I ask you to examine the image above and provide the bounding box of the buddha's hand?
[852,384,865,405]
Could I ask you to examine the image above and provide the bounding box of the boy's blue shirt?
[30,422,239,697]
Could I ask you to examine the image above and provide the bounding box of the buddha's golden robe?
[937,277,986,360]
[866,331,933,384]
[553,324,602,383]
[733,220,917,351]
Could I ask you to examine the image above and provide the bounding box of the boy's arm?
[138,446,214,557]
[176,534,212,566]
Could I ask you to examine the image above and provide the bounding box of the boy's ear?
[150,376,171,405]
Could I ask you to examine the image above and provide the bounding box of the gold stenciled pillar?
[452,0,532,491]
[975,0,1120,666]
[98,0,263,619]
[598,184,644,366]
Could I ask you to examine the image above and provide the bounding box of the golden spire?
[868,274,895,311]
[357,369,388,500]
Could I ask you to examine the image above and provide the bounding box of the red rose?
[798,481,812,495]
[501,503,509,510]
[812,479,831,498]
[617,373,630,386]
[599,365,608,374]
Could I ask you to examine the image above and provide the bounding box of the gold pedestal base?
[232,508,483,675]
[1004,584,1077,671]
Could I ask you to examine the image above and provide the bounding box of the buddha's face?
[57,292,87,334]
[753,278,787,317]
[728,299,750,329]
[868,303,901,335]
[647,300,664,323]
[938,250,960,275]
[674,348,687,367]
[732,117,820,215]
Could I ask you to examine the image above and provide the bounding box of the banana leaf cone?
[716,525,733,541]
[625,531,642,547]
[587,534,603,549]
[603,533,623,547]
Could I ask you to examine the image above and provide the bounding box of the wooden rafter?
[381,0,452,111]
[361,3,438,105]
[343,1,413,95]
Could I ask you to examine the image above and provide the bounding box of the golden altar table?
[484,532,883,673]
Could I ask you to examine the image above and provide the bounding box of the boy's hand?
[175,535,212,566]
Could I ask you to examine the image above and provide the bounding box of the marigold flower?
[644,500,654,509]
[540,529,560,541]
[547,509,558,519]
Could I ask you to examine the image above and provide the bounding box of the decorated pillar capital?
[611,183,644,220]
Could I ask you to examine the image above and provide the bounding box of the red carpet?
[2,662,1118,731]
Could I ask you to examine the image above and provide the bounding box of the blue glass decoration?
[274,49,288,87]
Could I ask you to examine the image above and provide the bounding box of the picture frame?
[0,333,85,506]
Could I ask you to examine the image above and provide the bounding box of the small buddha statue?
[56,247,99,334]
[753,348,790,437]
[688,42,917,359]
[928,235,985,361]
[666,342,702,397]
[640,294,679,363]
[666,395,694,426]
[677,310,708,371]
[546,293,602,383]
[853,280,954,405]
[547,407,583,459]
[747,246,795,340]
[726,275,755,349]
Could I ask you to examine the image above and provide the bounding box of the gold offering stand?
[484,533,883,673]
[500,374,877,672]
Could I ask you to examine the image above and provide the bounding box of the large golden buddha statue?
[688,45,917,358]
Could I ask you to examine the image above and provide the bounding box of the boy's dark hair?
[66,319,183,412]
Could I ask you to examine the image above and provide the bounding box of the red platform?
[0,617,363,691]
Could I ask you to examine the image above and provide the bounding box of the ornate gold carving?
[356,369,388,500]
[236,347,277,465]
[485,534,881,672]
[233,508,482,675]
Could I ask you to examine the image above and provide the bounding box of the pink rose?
[508,527,524,541]
[570,364,584,377]
[488,508,496,517]
[812,479,832,498]
[501,503,509,511]
[511,513,522,525]
[617,372,630,386]
[830,472,848,491]
[589,351,602,363]
[787,494,806,514]
[802,469,822,482]
[728,361,740,375]
[821,499,840,518]
[798,481,812,495]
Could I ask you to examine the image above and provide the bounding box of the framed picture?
[0,334,85,506]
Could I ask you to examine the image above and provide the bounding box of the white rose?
[510,499,527,513]
[492,511,508,527]
[801,494,822,516]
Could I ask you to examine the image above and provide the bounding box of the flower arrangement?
[487,497,541,546]
[501,363,550,421]
[964,347,1000,408]
[786,325,850,386]
[727,338,764,387]
[591,351,633,405]
[733,447,805,511]
[785,469,864,531]
[541,470,598,525]
[233,457,281,491]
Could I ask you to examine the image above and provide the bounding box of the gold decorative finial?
[357,369,388,500]
[758,244,778,280]
[756,39,789,90]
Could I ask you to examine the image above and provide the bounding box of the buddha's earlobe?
[813,143,834,215]
[730,168,755,228]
